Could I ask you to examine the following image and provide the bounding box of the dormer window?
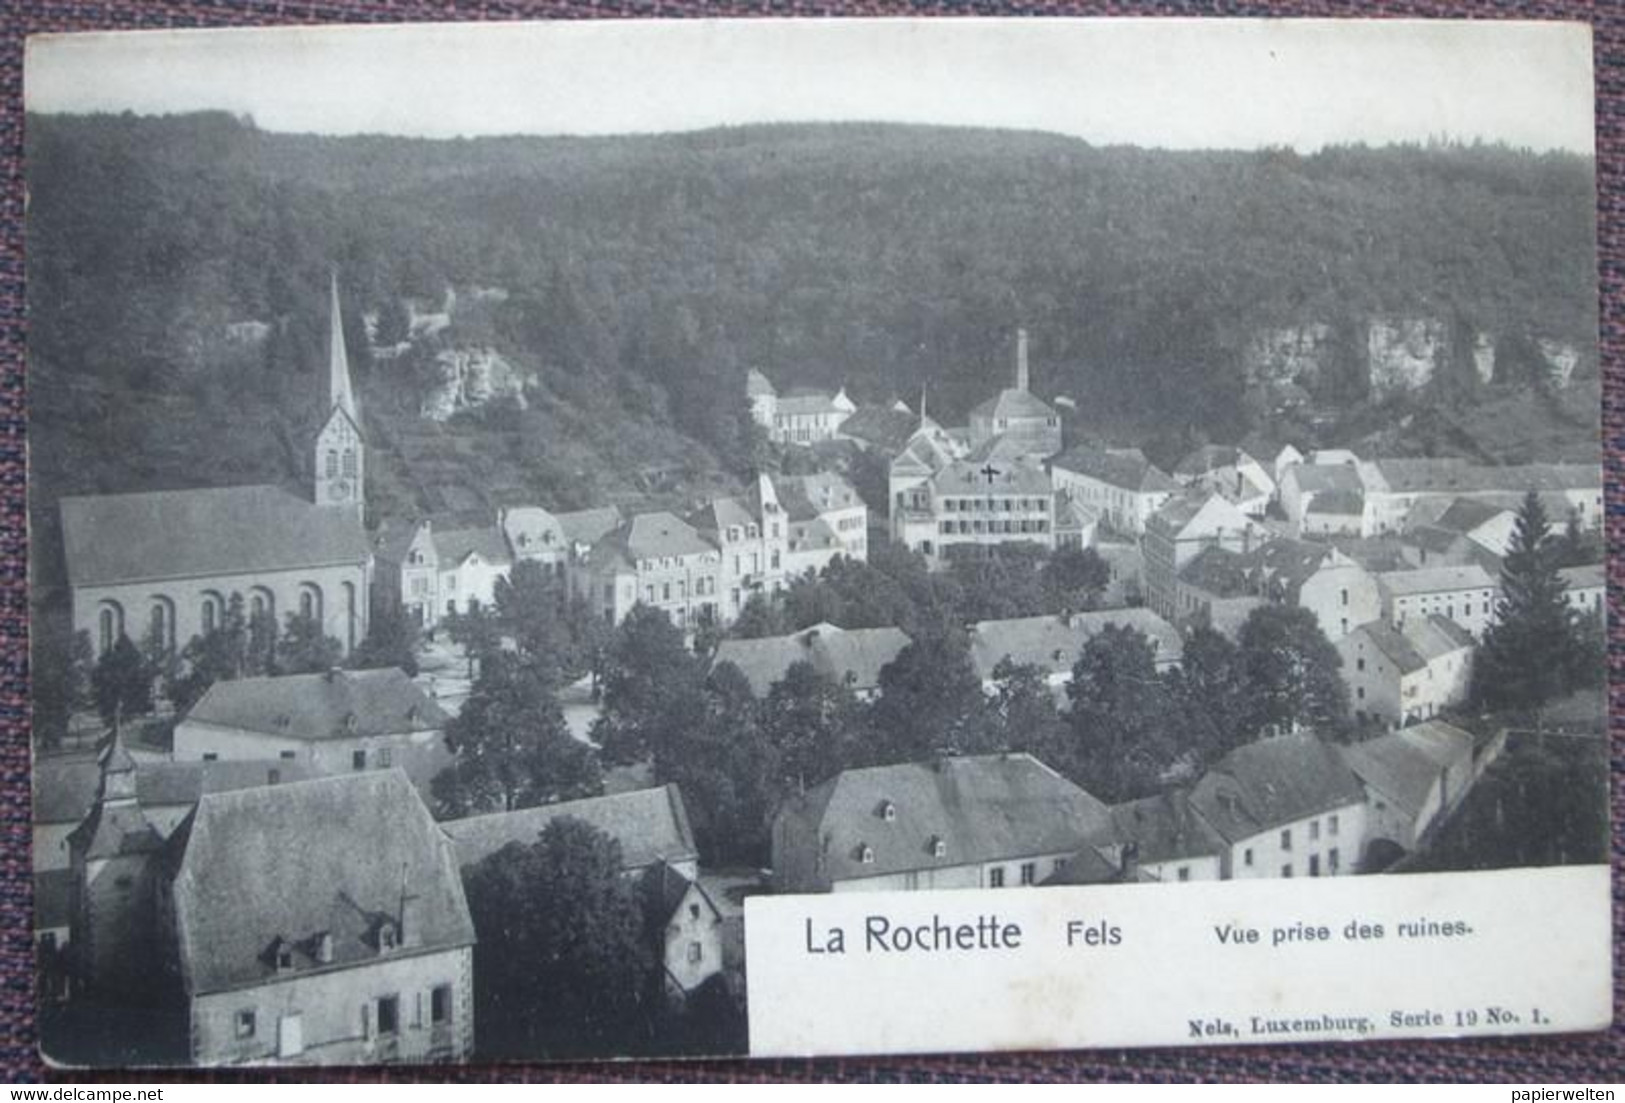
[929,836,947,859]
[858,844,875,864]
[314,931,334,964]
[344,713,359,733]
[878,800,896,822]
[377,921,399,953]
[273,940,295,972]
[406,706,420,724]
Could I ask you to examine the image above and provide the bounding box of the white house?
[1339,720,1477,853]
[1187,733,1369,880]
[772,754,1113,893]
[1338,615,1475,731]
[1559,563,1605,619]
[1375,564,1499,638]
[1048,446,1179,536]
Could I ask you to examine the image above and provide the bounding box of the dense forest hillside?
[26,112,1598,535]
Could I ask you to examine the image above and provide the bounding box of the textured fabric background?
[0,0,1619,1083]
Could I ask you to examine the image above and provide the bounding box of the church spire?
[329,268,357,422]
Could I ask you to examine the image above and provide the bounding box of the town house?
[1142,491,1269,621]
[771,753,1114,894]
[576,511,724,629]
[172,667,451,799]
[1047,446,1179,536]
[892,455,1060,566]
[1375,564,1500,637]
[1337,615,1475,730]
[1187,733,1369,880]
[1340,720,1478,854]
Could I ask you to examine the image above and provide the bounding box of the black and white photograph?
[23,17,1608,1067]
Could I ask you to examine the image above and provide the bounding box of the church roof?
[969,388,1056,422]
[60,485,369,588]
[168,770,474,996]
[183,667,447,742]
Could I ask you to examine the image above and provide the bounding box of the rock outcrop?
[419,347,533,421]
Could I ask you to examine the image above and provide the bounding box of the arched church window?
[148,596,175,653]
[250,588,275,624]
[97,602,124,656]
[299,584,323,623]
[342,449,357,478]
[201,592,222,635]
[325,450,339,478]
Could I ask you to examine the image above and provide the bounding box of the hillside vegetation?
[26,113,1598,536]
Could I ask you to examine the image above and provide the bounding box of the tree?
[658,661,777,865]
[987,657,1068,765]
[374,294,413,347]
[1472,490,1582,713]
[729,591,789,639]
[1065,625,1177,801]
[276,611,343,675]
[350,596,421,677]
[491,560,610,685]
[1236,604,1349,737]
[760,660,861,793]
[591,605,709,767]
[462,817,654,1058]
[91,634,153,725]
[1041,546,1111,612]
[865,629,991,765]
[444,600,501,679]
[1166,626,1254,764]
[432,650,602,818]
[33,624,94,750]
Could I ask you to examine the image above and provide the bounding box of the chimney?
[1016,329,1030,393]
[1119,841,1139,882]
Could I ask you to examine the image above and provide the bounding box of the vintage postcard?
[23,17,1607,1066]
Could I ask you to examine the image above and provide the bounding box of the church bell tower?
[314,270,365,519]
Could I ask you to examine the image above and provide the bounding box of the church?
[59,274,373,658]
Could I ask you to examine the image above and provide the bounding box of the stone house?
[771,753,1113,894]
[1340,720,1477,853]
[1337,615,1475,731]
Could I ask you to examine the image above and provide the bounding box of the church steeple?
[314,269,365,516]
[328,268,357,423]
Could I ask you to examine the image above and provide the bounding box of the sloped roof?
[713,622,911,696]
[1109,790,1228,865]
[1435,498,1511,534]
[746,368,776,397]
[1289,465,1365,495]
[1050,447,1178,493]
[967,609,1183,682]
[183,668,447,742]
[1358,614,1473,675]
[1339,720,1476,819]
[168,770,474,996]
[969,388,1056,422]
[555,506,624,548]
[837,407,922,453]
[432,525,512,568]
[928,457,1053,497]
[1376,565,1496,596]
[1178,546,1252,598]
[1189,734,1367,843]
[638,860,720,943]
[591,512,715,571]
[1041,845,1128,886]
[777,753,1112,885]
[34,754,318,826]
[1148,490,1257,541]
[773,472,862,520]
[686,496,759,536]
[501,506,566,555]
[1239,537,1337,594]
[1559,563,1605,591]
[1306,488,1365,515]
[787,516,841,555]
[440,783,699,872]
[776,392,844,417]
[60,486,369,588]
[1323,536,1414,573]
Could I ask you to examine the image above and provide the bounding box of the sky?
[24,18,1596,154]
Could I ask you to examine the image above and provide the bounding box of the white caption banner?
[746,865,1612,1058]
